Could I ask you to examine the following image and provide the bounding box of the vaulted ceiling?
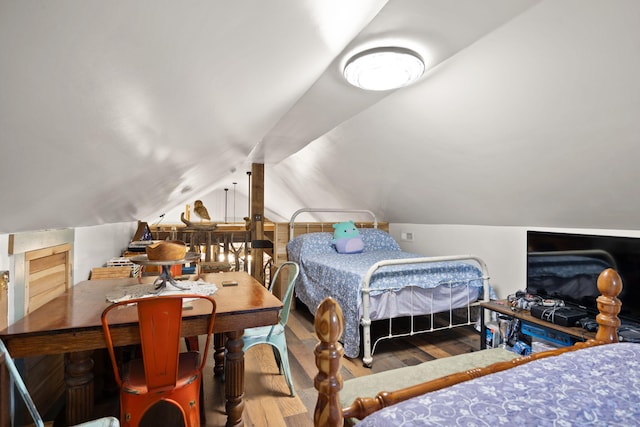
[2,0,639,233]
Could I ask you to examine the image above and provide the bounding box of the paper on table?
[106,279,218,303]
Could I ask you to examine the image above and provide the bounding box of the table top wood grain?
[0,271,282,358]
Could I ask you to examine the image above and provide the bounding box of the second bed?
[286,208,494,366]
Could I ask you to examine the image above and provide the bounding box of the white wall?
[74,222,138,283]
[389,224,640,300]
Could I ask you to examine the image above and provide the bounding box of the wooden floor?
[203,301,481,427]
[78,300,481,426]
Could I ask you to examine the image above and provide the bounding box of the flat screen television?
[526,230,640,325]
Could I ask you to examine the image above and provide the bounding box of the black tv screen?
[526,230,640,324]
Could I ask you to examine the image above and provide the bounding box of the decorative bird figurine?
[193,200,211,222]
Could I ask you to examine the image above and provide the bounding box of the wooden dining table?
[0,271,282,427]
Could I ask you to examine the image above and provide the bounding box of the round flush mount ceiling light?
[343,47,425,91]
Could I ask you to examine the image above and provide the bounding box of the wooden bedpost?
[595,268,622,343]
[313,297,345,427]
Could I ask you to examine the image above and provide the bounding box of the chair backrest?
[269,261,299,326]
[101,294,216,390]
[2,340,121,427]
[1,339,46,427]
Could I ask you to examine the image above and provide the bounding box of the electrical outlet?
[401,232,414,242]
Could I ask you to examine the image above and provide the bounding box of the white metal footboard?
[360,255,491,367]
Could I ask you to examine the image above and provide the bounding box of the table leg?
[65,350,95,425]
[224,330,245,427]
[480,307,487,349]
[206,232,212,262]
[213,333,225,377]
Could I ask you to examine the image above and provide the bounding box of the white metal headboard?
[288,208,378,241]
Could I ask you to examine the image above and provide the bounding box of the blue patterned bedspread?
[287,229,489,358]
[357,342,640,426]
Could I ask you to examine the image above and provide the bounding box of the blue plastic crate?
[182,266,196,274]
[521,322,573,347]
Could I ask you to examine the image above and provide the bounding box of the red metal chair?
[101,294,216,427]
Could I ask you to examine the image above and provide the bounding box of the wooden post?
[595,268,622,343]
[313,298,344,427]
[250,163,265,284]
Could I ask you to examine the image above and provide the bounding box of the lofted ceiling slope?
[2,1,639,233]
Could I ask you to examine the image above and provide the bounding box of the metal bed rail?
[288,208,377,239]
[360,255,491,367]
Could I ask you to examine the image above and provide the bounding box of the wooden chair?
[101,295,216,427]
[241,261,299,396]
[0,339,120,427]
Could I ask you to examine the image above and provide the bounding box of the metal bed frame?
[288,208,491,367]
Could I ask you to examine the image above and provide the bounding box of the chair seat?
[123,351,200,394]
[243,324,284,340]
[73,417,120,427]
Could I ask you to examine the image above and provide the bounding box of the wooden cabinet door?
[19,243,71,420]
